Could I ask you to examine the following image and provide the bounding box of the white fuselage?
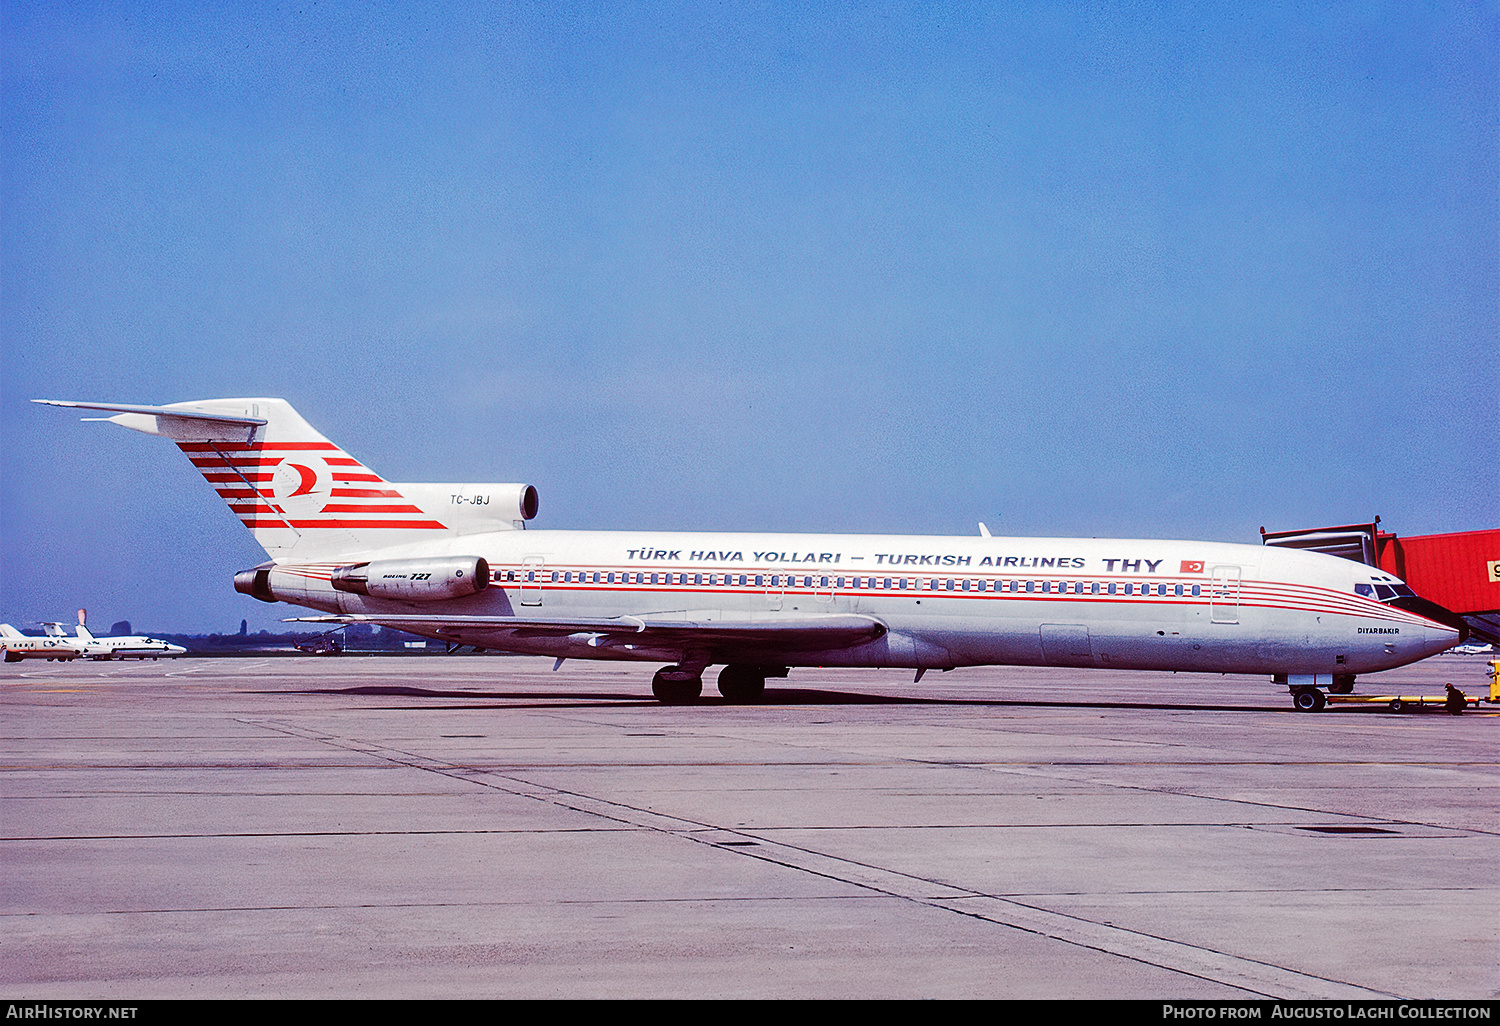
[36,396,1464,689]
[80,636,186,660]
[260,530,1458,676]
[1,631,84,662]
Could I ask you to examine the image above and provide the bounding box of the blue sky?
[3,2,1496,633]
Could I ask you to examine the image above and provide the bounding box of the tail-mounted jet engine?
[235,557,490,604]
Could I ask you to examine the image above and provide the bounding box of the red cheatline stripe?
[324,458,363,466]
[229,504,282,514]
[202,472,274,482]
[331,488,403,497]
[216,488,273,499]
[274,567,335,580]
[177,442,340,452]
[319,504,426,513]
[333,472,384,482]
[286,519,448,529]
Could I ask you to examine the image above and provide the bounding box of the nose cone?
[1422,620,1464,657]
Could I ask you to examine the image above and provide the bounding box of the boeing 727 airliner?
[34,398,1466,708]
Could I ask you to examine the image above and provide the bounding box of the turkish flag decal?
[1181,560,1205,574]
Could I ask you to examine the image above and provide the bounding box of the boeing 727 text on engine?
[34,398,1465,708]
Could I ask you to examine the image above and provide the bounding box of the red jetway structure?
[1261,520,1500,646]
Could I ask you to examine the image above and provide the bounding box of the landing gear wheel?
[717,665,767,704]
[1330,674,1355,695]
[651,666,702,705]
[1292,688,1325,712]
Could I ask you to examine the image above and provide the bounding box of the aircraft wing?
[287,612,887,654]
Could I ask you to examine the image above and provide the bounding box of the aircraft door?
[521,556,544,607]
[764,572,784,611]
[815,573,835,605]
[1040,624,1094,667]
[1210,565,1240,624]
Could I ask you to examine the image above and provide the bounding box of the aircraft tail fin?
[75,623,95,641]
[0,624,23,639]
[33,398,456,560]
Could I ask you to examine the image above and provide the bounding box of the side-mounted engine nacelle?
[330,557,490,602]
[235,556,490,604]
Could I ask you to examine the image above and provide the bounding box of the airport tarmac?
[1,653,1495,1000]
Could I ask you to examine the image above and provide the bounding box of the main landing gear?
[649,664,788,704]
[717,665,767,703]
[650,666,703,705]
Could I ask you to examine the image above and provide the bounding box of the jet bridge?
[1261,519,1500,646]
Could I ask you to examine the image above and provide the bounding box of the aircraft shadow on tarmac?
[289,684,1273,713]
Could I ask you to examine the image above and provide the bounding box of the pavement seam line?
[243,716,1400,999]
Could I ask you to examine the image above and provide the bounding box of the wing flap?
[287,613,886,652]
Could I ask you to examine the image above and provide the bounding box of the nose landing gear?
[1291,687,1326,712]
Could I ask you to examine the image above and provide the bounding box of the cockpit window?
[1355,583,1373,597]
[1374,584,1396,600]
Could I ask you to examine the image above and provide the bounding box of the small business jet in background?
[35,398,1465,708]
[1,622,83,662]
[1,612,184,662]
[72,610,186,661]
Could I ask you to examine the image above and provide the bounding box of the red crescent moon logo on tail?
[286,464,317,496]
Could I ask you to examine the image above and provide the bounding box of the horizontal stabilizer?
[33,399,267,428]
